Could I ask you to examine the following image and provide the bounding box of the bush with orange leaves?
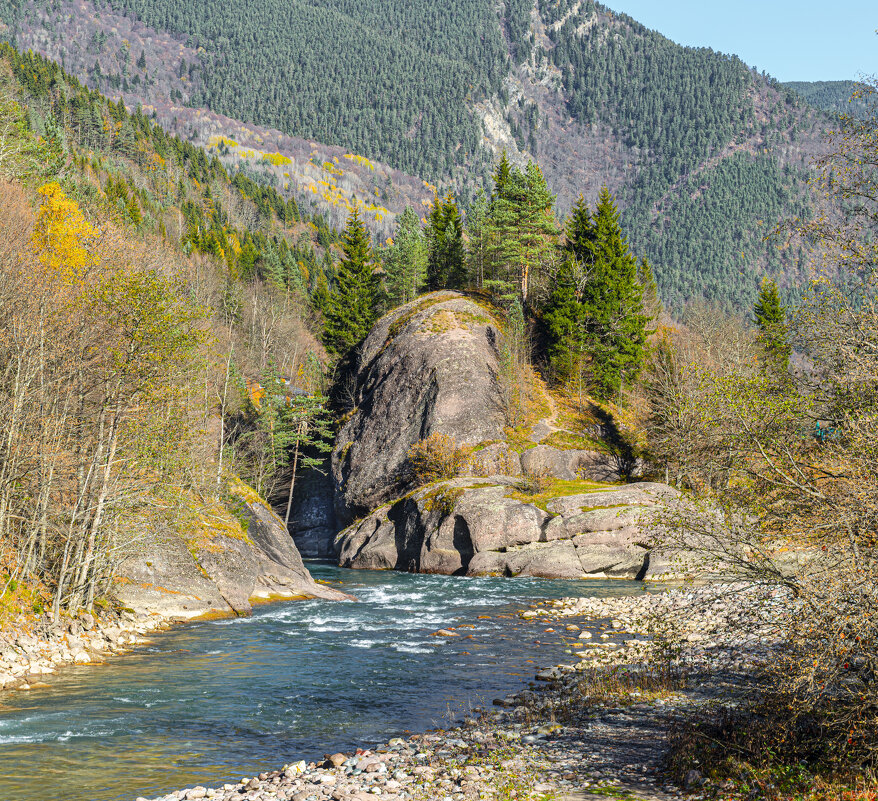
[406,433,472,486]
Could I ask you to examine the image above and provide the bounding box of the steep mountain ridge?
[0,0,832,310]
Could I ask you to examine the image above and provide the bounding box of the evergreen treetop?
[551,187,648,400]
[322,205,378,356]
[754,277,791,372]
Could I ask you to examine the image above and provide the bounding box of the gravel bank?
[0,607,173,692]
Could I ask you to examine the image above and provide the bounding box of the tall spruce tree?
[322,206,378,355]
[557,190,648,399]
[426,194,465,290]
[383,206,427,306]
[544,256,585,382]
[754,277,791,372]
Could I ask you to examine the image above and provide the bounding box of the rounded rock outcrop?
[331,292,507,525]
[335,479,679,580]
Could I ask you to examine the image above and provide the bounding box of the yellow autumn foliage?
[32,183,99,285]
[263,152,292,166]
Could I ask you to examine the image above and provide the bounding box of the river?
[0,565,647,801]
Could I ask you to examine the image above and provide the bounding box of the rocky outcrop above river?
[308,291,679,580]
[331,292,507,525]
[335,478,678,580]
[115,479,349,620]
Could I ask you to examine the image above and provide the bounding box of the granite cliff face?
[310,292,675,580]
[331,292,507,526]
[115,479,349,620]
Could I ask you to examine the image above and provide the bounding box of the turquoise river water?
[0,564,646,801]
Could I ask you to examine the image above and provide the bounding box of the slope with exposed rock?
[0,0,833,311]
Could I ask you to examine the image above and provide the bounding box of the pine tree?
[486,161,559,303]
[567,189,648,400]
[322,206,378,355]
[518,162,560,301]
[754,277,790,372]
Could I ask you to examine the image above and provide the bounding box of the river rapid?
[0,565,647,801]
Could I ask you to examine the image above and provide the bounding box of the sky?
[602,1,875,82]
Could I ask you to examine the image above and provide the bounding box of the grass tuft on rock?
[505,478,615,511]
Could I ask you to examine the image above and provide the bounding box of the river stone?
[331,292,506,525]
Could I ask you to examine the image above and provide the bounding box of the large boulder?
[335,479,679,580]
[115,479,349,619]
[519,444,633,482]
[331,292,507,525]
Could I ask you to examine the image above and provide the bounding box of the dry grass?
[505,478,612,511]
[569,664,686,707]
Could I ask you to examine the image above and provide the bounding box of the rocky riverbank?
[0,606,176,692]
[0,475,352,694]
[143,583,765,801]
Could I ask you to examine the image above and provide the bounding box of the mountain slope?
[46,0,509,181]
[0,0,833,311]
[784,80,869,117]
[0,43,349,623]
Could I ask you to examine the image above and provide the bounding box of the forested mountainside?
[0,42,360,616]
[784,80,870,117]
[0,0,832,311]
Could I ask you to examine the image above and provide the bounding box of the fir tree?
[566,189,648,399]
[384,206,427,306]
[322,206,378,355]
[754,277,790,372]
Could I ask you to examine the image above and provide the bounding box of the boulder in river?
[115,477,349,619]
[335,478,678,579]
